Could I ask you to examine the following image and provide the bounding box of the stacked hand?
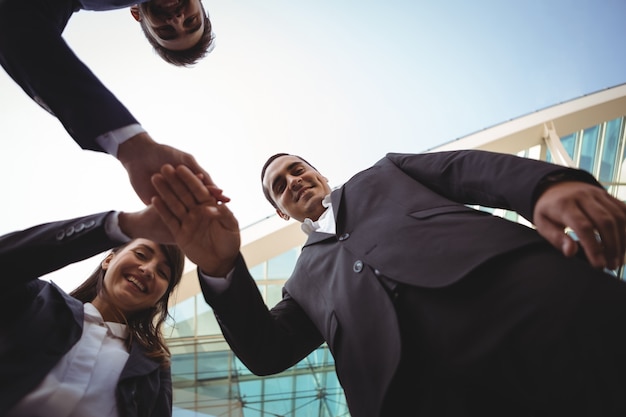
[534,181,626,270]
[117,132,229,205]
[150,164,241,277]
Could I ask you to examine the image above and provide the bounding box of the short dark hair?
[260,153,317,208]
[138,3,214,67]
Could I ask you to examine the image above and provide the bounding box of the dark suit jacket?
[0,0,144,151]
[201,150,600,417]
[0,212,172,417]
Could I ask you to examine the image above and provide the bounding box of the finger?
[215,203,240,232]
[536,216,579,258]
[160,165,204,212]
[152,170,190,220]
[567,212,607,269]
[209,186,231,203]
[193,170,231,203]
[184,159,228,200]
[590,196,626,268]
[151,196,182,234]
[572,193,626,270]
[174,165,217,205]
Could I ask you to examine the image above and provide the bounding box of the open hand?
[151,164,241,276]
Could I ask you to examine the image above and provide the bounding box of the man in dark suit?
[0,0,222,205]
[151,150,626,417]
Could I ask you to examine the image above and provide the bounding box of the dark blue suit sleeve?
[199,255,324,376]
[0,211,122,286]
[384,150,601,223]
[0,0,139,152]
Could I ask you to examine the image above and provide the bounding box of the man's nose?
[165,14,183,24]
[288,176,302,189]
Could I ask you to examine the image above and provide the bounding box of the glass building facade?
[166,114,626,416]
[165,248,351,417]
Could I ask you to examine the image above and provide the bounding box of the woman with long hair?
[1,209,185,417]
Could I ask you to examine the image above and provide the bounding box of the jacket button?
[56,230,65,240]
[338,233,350,241]
[353,260,363,273]
[65,226,75,237]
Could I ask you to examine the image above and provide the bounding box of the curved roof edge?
[429,83,626,155]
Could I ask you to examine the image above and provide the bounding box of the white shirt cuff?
[95,124,146,157]
[105,212,132,243]
[198,268,234,294]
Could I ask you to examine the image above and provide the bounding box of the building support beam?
[542,122,575,167]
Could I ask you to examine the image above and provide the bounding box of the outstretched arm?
[534,181,626,270]
[0,0,226,206]
[151,164,241,276]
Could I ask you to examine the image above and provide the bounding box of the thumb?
[559,234,579,258]
[536,219,578,258]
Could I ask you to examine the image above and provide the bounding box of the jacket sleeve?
[0,211,123,288]
[384,150,601,222]
[0,0,139,152]
[199,254,324,376]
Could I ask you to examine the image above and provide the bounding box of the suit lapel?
[119,340,159,381]
[302,187,345,248]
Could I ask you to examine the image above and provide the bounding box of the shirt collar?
[84,302,129,340]
[301,194,335,235]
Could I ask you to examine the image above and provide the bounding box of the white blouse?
[8,303,129,417]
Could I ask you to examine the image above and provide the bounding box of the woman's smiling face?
[96,239,173,318]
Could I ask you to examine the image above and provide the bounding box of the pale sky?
[1,0,625,290]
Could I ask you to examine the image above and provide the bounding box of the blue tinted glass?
[561,134,576,159]
[267,249,298,279]
[171,353,196,383]
[599,118,622,183]
[249,263,265,280]
[549,133,577,163]
[167,296,196,338]
[197,350,231,380]
[579,125,600,173]
[267,284,283,306]
[238,379,262,407]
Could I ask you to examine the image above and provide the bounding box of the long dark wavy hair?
[70,240,185,368]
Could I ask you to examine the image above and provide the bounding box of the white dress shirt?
[8,303,130,417]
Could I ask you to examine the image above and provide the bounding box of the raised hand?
[151,164,241,276]
[533,181,626,270]
[117,132,229,205]
[117,204,175,244]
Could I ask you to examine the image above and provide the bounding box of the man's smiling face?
[132,0,205,51]
[263,155,332,223]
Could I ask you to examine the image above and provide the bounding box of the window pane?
[599,118,622,183]
[579,125,600,173]
[267,249,299,280]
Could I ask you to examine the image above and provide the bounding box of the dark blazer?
[200,150,600,417]
[0,0,144,151]
[0,212,172,417]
